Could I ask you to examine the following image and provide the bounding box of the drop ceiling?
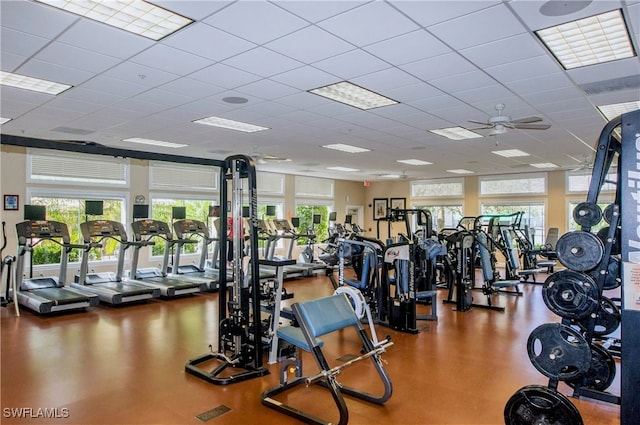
[1,0,639,182]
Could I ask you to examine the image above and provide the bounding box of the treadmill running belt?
[30,288,91,305]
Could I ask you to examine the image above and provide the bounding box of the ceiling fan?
[469,103,551,136]
[568,154,593,171]
[250,148,291,164]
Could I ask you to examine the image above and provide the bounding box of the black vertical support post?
[620,109,640,425]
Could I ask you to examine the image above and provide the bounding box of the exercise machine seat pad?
[276,326,323,352]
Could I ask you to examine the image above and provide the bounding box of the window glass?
[480,174,546,195]
[411,178,464,198]
[481,203,545,246]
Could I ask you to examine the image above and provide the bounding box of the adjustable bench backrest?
[476,232,495,282]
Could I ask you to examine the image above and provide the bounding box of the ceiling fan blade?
[513,123,551,130]
[511,116,543,124]
[468,119,489,125]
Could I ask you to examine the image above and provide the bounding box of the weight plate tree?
[526,323,591,381]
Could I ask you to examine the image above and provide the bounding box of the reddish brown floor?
[1,272,621,425]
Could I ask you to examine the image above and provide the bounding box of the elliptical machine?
[0,221,18,315]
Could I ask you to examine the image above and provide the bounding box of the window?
[150,197,216,256]
[28,193,125,265]
[411,178,464,198]
[412,204,463,231]
[481,203,545,246]
[28,149,128,186]
[149,161,217,192]
[480,173,546,196]
[295,176,334,198]
[566,170,617,194]
[294,203,331,244]
[257,171,285,196]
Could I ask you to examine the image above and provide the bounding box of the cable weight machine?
[185,155,269,385]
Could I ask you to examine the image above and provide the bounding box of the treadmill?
[172,219,275,288]
[129,219,208,297]
[170,219,227,290]
[275,218,326,277]
[14,220,99,314]
[71,220,161,304]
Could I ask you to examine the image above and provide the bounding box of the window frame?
[479,172,547,196]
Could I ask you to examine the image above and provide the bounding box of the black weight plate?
[596,226,621,256]
[573,202,602,227]
[542,270,599,319]
[602,204,618,225]
[566,344,616,392]
[556,231,604,272]
[504,385,583,425]
[527,323,591,381]
[592,297,621,336]
[591,255,621,290]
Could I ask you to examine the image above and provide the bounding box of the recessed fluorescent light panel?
[35,0,192,41]
[447,169,474,174]
[0,71,72,95]
[0,117,12,125]
[492,149,530,158]
[535,9,636,70]
[429,127,483,140]
[322,144,371,153]
[192,116,269,133]
[327,166,359,172]
[309,81,399,110]
[123,137,187,148]
[379,174,401,179]
[530,162,559,169]
[597,101,640,121]
[397,159,433,166]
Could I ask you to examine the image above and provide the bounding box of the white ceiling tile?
[45,97,104,115]
[0,1,77,38]
[203,2,308,44]
[364,29,452,65]
[430,70,497,94]
[235,79,299,101]
[390,1,499,27]
[317,2,419,46]
[1,28,49,58]
[454,85,519,107]
[521,86,587,105]
[242,101,297,117]
[158,78,225,99]
[567,58,640,84]
[590,89,640,106]
[77,75,149,98]
[275,1,367,22]
[270,66,339,91]
[222,47,303,78]
[485,55,562,83]
[186,62,262,89]
[160,23,256,62]
[401,52,476,81]
[351,68,421,92]
[57,19,153,59]
[60,87,125,106]
[33,41,122,73]
[274,92,328,109]
[18,59,93,86]
[459,33,548,68]
[134,89,193,108]
[312,49,391,80]
[104,62,179,88]
[383,82,443,103]
[265,26,354,64]
[505,73,574,96]
[130,44,213,75]
[112,98,169,115]
[152,1,232,20]
[410,94,462,113]
[428,4,527,50]
[1,52,27,72]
